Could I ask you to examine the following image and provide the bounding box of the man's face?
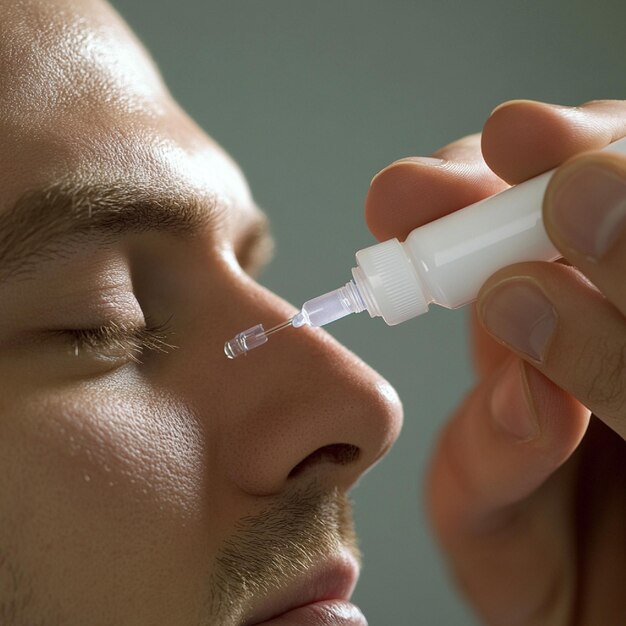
[0,1,402,624]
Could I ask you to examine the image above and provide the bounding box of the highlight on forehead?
[0,177,225,282]
[0,0,169,120]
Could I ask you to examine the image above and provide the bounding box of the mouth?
[246,547,367,625]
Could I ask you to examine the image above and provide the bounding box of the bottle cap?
[355,238,429,325]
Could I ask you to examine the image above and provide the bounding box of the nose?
[197,271,403,497]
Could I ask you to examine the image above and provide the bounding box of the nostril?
[288,444,361,479]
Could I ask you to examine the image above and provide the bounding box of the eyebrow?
[0,178,263,282]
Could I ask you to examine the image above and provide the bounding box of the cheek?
[9,374,205,520]
[0,371,221,617]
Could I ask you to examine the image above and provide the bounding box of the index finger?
[365,134,509,241]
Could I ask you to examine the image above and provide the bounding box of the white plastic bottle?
[350,168,565,325]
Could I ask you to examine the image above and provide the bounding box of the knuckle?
[575,335,626,417]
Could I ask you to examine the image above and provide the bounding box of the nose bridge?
[194,274,403,497]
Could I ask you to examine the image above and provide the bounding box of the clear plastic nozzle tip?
[224,324,268,359]
[223,280,368,359]
[224,319,294,359]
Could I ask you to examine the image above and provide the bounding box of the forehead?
[0,0,253,225]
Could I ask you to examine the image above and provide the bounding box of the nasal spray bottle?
[225,137,626,358]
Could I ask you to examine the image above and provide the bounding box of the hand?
[365,100,626,625]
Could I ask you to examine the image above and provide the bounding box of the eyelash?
[58,318,175,363]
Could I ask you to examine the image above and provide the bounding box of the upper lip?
[245,547,359,625]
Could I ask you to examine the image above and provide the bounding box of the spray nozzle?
[224,280,367,359]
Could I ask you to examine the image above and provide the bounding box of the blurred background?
[109,1,626,623]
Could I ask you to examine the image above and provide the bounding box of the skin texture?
[367,99,626,625]
[0,1,403,624]
[2,2,624,624]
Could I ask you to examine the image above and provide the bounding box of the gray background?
[108,1,626,624]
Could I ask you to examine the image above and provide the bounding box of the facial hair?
[205,481,359,625]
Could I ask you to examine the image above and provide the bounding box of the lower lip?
[255,599,367,625]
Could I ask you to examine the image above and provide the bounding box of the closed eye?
[54,318,175,363]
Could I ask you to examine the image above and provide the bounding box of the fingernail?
[370,157,445,186]
[491,359,539,441]
[489,99,568,117]
[479,279,557,362]
[392,156,446,166]
[547,163,626,261]
[489,99,537,116]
